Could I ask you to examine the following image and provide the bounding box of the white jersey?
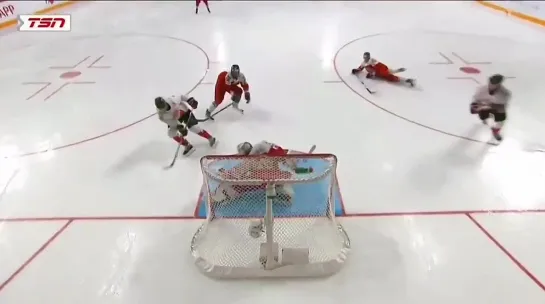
[472,85,511,112]
[157,95,192,127]
[359,57,379,69]
[249,140,284,155]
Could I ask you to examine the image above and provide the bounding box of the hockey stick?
[353,72,376,94]
[308,144,316,153]
[164,143,182,169]
[359,79,375,94]
[197,100,246,122]
[354,67,407,94]
[196,102,236,122]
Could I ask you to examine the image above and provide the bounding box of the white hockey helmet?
[237,142,252,155]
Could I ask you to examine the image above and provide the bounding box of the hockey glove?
[177,124,188,137]
[244,91,251,104]
[351,68,359,75]
[187,97,198,109]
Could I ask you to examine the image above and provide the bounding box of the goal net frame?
[191,153,350,279]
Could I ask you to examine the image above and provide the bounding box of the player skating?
[351,52,416,87]
[470,74,511,141]
[205,64,251,120]
[196,0,210,14]
[211,141,314,204]
[155,94,218,157]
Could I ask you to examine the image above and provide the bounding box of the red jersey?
[216,71,249,92]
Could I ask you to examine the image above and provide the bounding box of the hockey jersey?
[472,85,511,113]
[219,71,250,92]
[249,141,285,156]
[157,95,193,127]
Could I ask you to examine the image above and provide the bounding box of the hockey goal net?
[191,153,350,279]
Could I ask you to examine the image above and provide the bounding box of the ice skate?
[182,144,195,156]
[391,67,406,73]
[232,102,244,114]
[492,131,503,141]
[205,109,215,121]
[406,78,416,87]
[209,137,218,148]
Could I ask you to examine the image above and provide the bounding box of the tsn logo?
[18,15,71,32]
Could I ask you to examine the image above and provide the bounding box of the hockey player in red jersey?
[352,52,416,87]
[205,64,251,120]
[155,94,218,156]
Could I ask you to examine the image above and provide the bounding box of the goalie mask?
[237,142,252,155]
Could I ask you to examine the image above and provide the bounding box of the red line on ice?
[0,220,73,293]
[466,213,545,292]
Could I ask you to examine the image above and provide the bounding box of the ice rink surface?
[1,1,545,303]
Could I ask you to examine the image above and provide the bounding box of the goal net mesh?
[191,153,350,278]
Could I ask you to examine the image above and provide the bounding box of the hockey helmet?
[230,64,240,78]
[155,97,166,109]
[237,142,252,155]
[363,52,371,62]
[489,74,504,85]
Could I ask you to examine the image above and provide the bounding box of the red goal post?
[191,153,350,279]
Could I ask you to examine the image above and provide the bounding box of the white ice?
[1,1,545,303]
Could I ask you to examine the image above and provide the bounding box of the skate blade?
[182,147,196,157]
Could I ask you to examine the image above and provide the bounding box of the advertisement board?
[0,1,72,31]
[479,1,545,26]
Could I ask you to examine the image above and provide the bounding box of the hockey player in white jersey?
[155,94,218,156]
[470,74,511,141]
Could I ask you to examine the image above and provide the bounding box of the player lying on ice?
[205,64,251,120]
[210,141,314,205]
[155,94,218,156]
[352,52,416,87]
